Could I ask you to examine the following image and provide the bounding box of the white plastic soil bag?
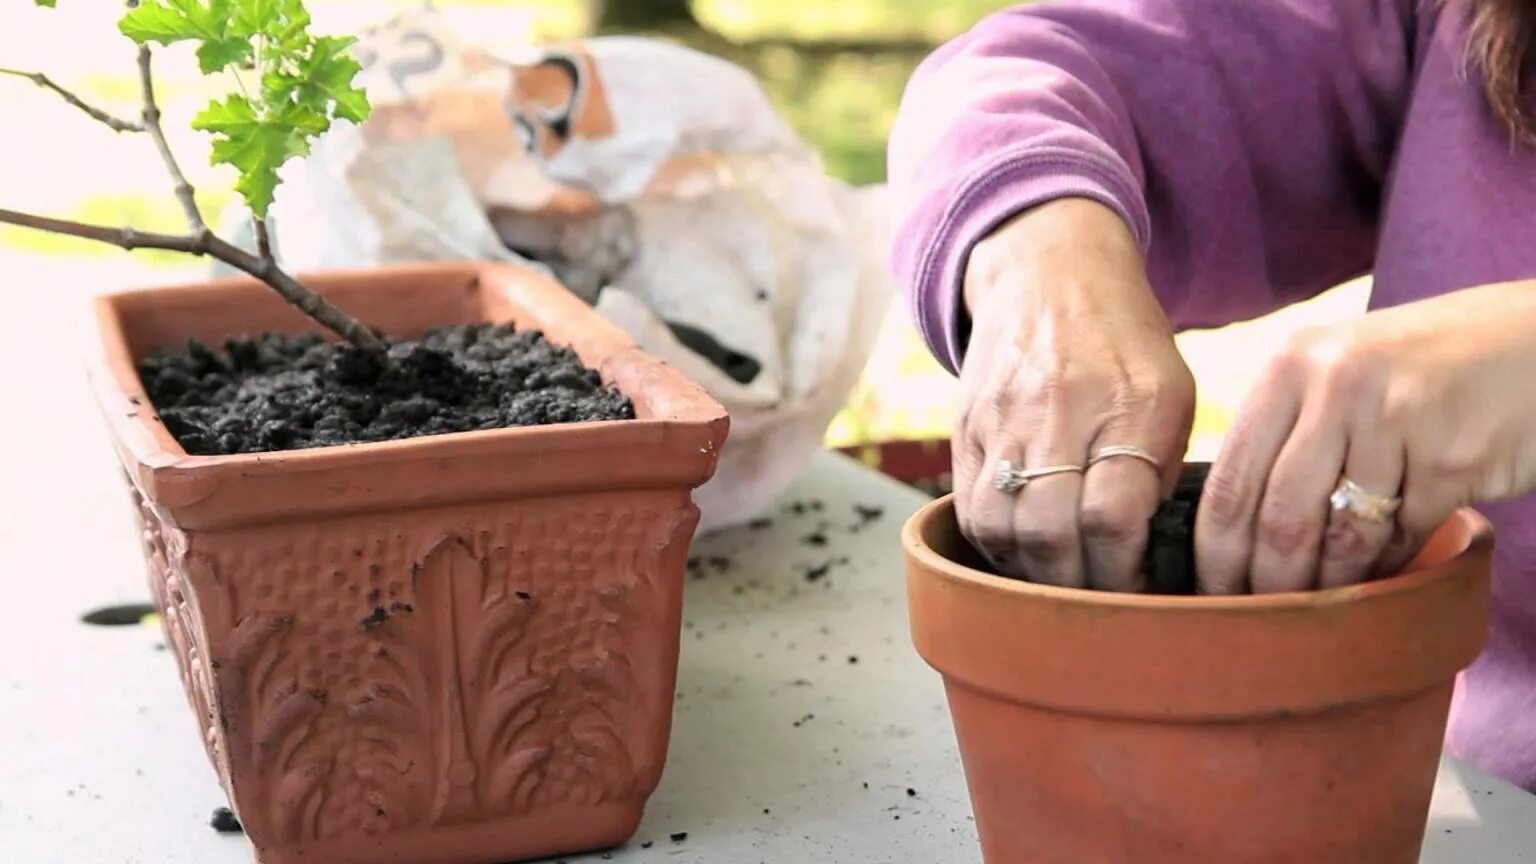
[227,10,893,532]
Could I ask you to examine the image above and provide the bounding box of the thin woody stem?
[0,207,210,255]
[0,67,144,133]
[254,217,273,261]
[0,207,387,354]
[136,46,203,232]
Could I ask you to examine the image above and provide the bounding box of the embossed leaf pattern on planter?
[144,494,679,845]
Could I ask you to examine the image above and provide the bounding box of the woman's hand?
[1197,281,1536,594]
[956,199,1196,591]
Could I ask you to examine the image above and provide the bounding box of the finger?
[1080,425,1186,593]
[1248,407,1346,594]
[1317,427,1403,589]
[1196,378,1303,595]
[951,421,987,541]
[1006,435,1089,589]
[966,433,1028,574]
[1376,461,1461,576]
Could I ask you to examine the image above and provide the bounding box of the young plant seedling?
[1,0,384,352]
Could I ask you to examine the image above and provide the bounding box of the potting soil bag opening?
[217,9,893,532]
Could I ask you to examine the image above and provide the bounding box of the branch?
[0,67,144,133]
[136,47,204,232]
[207,234,387,355]
[0,207,210,255]
[0,207,386,354]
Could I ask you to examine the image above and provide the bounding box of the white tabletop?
[2,442,1533,863]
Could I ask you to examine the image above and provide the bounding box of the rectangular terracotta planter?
[89,262,729,864]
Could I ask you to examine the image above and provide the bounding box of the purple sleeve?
[888,0,1416,373]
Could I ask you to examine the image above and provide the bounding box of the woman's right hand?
[956,198,1196,591]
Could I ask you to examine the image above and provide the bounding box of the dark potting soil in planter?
[138,323,635,456]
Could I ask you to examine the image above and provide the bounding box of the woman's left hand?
[1195,281,1536,594]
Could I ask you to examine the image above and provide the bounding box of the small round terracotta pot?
[904,498,1493,864]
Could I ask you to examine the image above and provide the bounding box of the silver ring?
[1088,445,1162,470]
[1329,477,1401,525]
[992,460,1085,493]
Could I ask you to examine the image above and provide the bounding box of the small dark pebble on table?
[670,831,689,843]
[801,531,828,547]
[848,655,859,664]
[748,517,774,530]
[641,840,654,849]
[210,806,243,834]
[854,504,885,524]
[907,788,918,797]
[804,563,831,582]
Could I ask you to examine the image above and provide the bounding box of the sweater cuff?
[912,146,1150,374]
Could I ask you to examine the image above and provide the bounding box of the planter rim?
[903,495,1492,613]
[904,495,1494,719]
[90,261,730,528]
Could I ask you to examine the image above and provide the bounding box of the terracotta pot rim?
[90,261,730,529]
[903,494,1493,612]
[89,261,728,474]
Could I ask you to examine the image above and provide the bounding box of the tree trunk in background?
[593,0,700,31]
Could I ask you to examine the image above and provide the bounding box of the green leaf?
[131,0,373,219]
[119,0,227,45]
[34,0,58,8]
[197,37,252,74]
[193,95,303,217]
[300,35,370,123]
[232,0,277,36]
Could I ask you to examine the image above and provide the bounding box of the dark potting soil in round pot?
[1141,462,1210,595]
[138,323,635,456]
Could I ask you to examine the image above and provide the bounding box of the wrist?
[964,197,1151,317]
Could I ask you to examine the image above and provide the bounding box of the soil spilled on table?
[138,323,634,455]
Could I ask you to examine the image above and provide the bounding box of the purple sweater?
[889,0,1536,790]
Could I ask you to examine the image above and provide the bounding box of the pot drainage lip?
[80,603,157,626]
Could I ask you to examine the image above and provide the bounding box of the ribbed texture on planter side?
[94,263,729,864]
[904,497,1493,864]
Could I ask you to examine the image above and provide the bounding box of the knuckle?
[1379,381,1423,427]
[1256,502,1316,556]
[1199,469,1250,527]
[1080,498,1146,546]
[965,513,1016,554]
[1317,351,1368,403]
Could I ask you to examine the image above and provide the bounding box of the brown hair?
[1467,0,1536,140]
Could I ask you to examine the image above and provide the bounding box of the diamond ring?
[1329,478,1401,524]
